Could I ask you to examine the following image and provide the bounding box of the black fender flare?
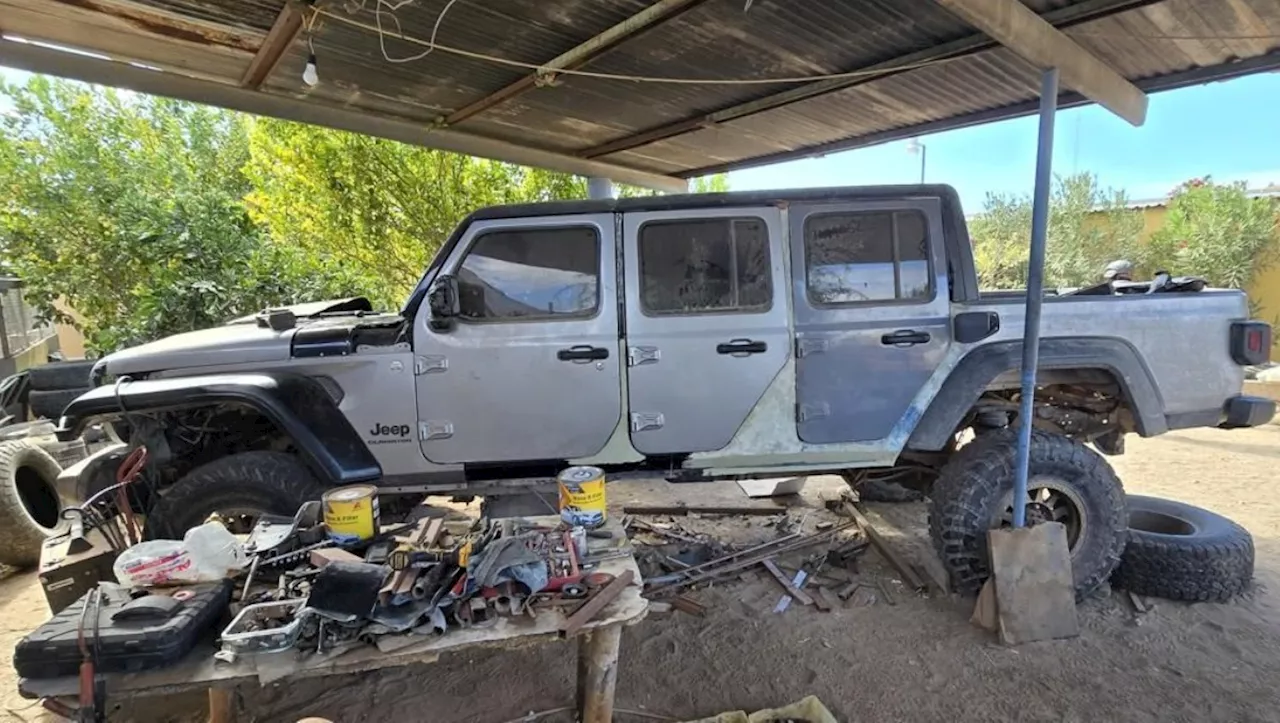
[906,337,1167,451]
[54,372,381,485]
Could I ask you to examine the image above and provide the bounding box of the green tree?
[0,77,361,352]
[968,173,1144,289]
[1146,178,1280,290]
[244,119,594,306]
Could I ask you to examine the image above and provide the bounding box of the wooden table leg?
[576,625,622,723]
[208,687,233,723]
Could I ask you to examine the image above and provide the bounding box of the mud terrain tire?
[144,452,326,540]
[1112,495,1253,602]
[928,429,1128,599]
[0,440,65,567]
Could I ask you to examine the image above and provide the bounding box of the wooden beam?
[444,0,709,126]
[0,37,689,192]
[934,0,1147,126]
[579,0,1157,159]
[240,0,304,89]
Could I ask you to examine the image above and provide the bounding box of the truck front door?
[413,214,622,464]
[790,200,952,444]
[621,207,789,454]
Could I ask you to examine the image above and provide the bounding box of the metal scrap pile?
[218,498,632,661]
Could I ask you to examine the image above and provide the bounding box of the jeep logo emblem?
[370,424,411,437]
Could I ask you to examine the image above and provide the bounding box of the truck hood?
[102,323,296,377]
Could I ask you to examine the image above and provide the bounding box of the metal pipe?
[1012,67,1060,528]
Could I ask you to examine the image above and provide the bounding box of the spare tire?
[0,440,65,567]
[27,360,95,392]
[29,388,88,420]
[1112,495,1253,602]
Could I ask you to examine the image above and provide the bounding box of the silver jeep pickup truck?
[56,185,1275,596]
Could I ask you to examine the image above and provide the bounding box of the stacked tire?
[26,360,95,421]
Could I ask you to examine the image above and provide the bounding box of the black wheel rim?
[990,474,1087,553]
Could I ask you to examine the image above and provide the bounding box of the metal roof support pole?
[588,177,614,200]
[1011,66,1059,528]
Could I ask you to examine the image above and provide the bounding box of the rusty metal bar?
[444,0,709,126]
[240,0,304,89]
[559,569,634,638]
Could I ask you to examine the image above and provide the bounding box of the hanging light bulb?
[302,53,319,87]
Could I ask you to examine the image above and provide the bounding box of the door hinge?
[627,346,661,367]
[796,401,830,423]
[629,412,665,432]
[796,338,828,358]
[415,355,449,375]
[419,421,454,440]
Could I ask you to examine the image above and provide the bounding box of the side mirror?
[427,275,459,331]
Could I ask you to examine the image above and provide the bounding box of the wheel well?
[964,367,1136,449]
[119,404,295,491]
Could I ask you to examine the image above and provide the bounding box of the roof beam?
[677,49,1280,179]
[0,37,688,193]
[239,0,304,89]
[934,0,1147,125]
[444,0,710,126]
[579,0,1157,159]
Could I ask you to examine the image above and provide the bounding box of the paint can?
[322,484,380,544]
[557,466,607,528]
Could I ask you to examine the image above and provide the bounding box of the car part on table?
[1112,495,1254,602]
[220,599,309,654]
[15,580,233,678]
[37,528,119,615]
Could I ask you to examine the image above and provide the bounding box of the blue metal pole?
[1012,67,1059,528]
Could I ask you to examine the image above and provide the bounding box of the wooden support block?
[987,523,1079,645]
[841,502,927,592]
[971,579,998,632]
[760,559,814,606]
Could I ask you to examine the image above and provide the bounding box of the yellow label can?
[558,466,606,528]
[322,484,380,544]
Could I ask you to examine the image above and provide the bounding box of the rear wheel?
[928,429,1128,599]
[144,452,326,540]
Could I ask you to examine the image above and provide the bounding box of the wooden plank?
[622,505,785,516]
[759,559,814,606]
[935,0,1147,125]
[987,523,1079,645]
[841,502,928,592]
[239,0,303,89]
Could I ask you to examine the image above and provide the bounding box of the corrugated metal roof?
[4,0,1280,183]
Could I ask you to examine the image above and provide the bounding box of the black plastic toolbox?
[14,579,232,679]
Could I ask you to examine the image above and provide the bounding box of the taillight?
[1230,321,1272,366]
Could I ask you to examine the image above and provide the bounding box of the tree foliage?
[0,78,362,351]
[1,75,729,353]
[968,173,1144,289]
[1147,178,1279,290]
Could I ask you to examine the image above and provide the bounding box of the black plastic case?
[14,579,232,679]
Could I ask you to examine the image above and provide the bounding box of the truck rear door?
[621,207,789,454]
[790,199,952,444]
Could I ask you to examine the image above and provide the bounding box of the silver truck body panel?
[621,207,790,454]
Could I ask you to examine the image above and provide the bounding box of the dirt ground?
[4,426,1280,723]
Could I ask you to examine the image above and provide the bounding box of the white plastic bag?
[113,522,248,587]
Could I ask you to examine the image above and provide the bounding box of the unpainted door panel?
[791,201,952,444]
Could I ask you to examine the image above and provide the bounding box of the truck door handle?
[716,339,768,355]
[557,345,609,362]
[881,330,931,347]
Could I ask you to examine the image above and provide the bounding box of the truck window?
[638,217,771,315]
[456,226,599,321]
[804,210,932,305]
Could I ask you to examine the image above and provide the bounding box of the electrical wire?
[314,4,1280,86]
[314,6,969,83]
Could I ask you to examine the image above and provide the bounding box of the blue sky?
[4,64,1279,213]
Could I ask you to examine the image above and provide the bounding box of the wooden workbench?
[19,515,647,723]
